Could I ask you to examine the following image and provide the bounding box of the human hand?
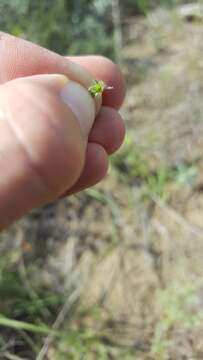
[0,33,126,229]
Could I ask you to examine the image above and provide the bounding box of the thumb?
[0,74,96,229]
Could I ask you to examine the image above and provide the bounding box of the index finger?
[0,32,126,110]
[0,32,94,87]
[69,56,126,110]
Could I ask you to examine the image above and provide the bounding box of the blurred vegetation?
[112,135,197,200]
[0,0,194,58]
[0,254,137,358]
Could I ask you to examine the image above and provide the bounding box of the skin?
[0,32,126,229]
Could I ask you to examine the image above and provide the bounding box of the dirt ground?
[2,7,203,360]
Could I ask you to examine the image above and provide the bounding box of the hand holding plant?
[0,33,126,229]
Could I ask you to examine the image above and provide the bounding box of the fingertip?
[68,55,126,109]
[65,142,109,195]
[96,56,127,109]
[78,142,109,187]
[89,106,126,154]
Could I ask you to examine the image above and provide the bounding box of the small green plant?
[88,80,113,98]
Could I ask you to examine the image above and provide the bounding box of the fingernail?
[60,81,96,137]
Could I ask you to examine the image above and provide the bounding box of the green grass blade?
[0,315,60,337]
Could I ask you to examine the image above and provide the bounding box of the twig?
[36,286,82,360]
